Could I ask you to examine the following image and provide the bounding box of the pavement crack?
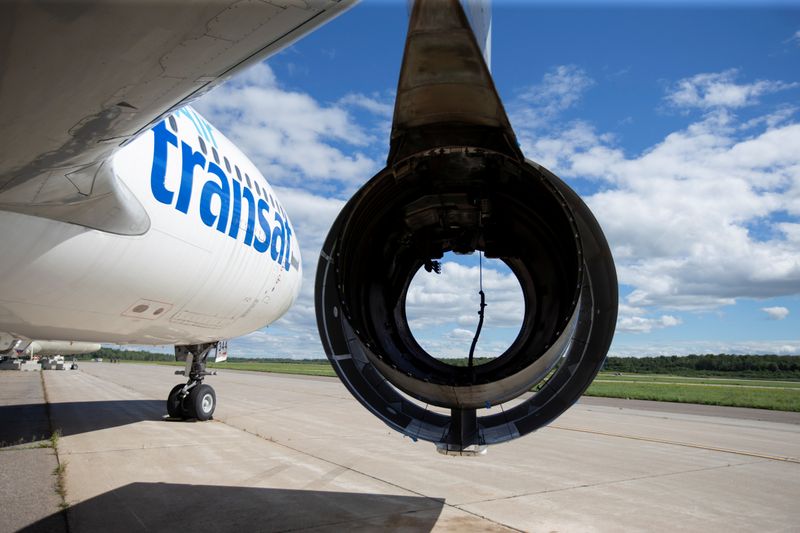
[548,424,800,463]
[455,460,766,507]
[41,371,71,532]
[62,443,207,455]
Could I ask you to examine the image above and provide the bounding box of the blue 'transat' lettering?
[150,122,177,205]
[253,199,271,254]
[200,163,230,233]
[149,118,294,271]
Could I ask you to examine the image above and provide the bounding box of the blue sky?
[191,1,800,358]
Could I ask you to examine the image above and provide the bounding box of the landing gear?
[189,384,216,421]
[166,342,219,421]
[166,384,186,418]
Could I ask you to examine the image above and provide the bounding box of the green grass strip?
[585,381,800,412]
[148,360,337,377]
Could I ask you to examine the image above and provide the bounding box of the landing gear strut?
[166,342,219,421]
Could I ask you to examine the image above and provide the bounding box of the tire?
[167,384,187,418]
[188,384,216,421]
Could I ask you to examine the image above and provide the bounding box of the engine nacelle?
[316,0,617,453]
[316,147,617,453]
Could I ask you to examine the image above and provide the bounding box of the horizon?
[96,345,800,359]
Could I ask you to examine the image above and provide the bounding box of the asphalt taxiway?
[2,363,799,532]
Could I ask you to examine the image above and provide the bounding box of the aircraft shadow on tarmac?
[0,400,164,445]
[21,482,445,532]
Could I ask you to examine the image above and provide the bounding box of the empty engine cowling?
[316,147,617,452]
[316,0,617,453]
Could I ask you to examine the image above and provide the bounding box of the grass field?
[593,373,800,387]
[209,361,337,377]
[148,360,338,377]
[586,373,800,411]
[122,361,800,412]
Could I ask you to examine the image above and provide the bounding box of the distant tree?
[602,354,799,379]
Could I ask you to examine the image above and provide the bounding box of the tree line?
[603,354,800,379]
[75,347,173,361]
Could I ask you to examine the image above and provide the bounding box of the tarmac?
[2,363,799,532]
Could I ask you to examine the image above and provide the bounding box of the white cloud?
[194,63,383,191]
[779,222,800,243]
[337,92,394,118]
[405,259,525,358]
[448,328,477,341]
[666,69,798,110]
[762,306,790,320]
[617,314,681,334]
[615,303,682,334]
[406,260,525,331]
[511,65,594,128]
[520,120,615,179]
[582,115,800,311]
[512,71,800,315]
[739,105,797,131]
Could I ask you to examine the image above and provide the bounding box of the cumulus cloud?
[448,328,478,341]
[779,222,800,243]
[511,69,800,315]
[614,303,682,334]
[337,92,394,118]
[762,306,790,320]
[520,120,614,179]
[405,258,525,358]
[665,69,798,110]
[617,314,681,334]
[194,63,384,192]
[511,65,594,128]
[578,114,800,311]
[406,260,524,330]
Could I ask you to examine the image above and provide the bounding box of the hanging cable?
[468,251,487,371]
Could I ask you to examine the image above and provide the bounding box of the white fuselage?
[0,107,302,345]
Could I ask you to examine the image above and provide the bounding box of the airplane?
[0,0,617,453]
[0,0,335,420]
[0,339,100,371]
[23,340,102,358]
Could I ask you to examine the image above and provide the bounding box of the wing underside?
[0,0,354,234]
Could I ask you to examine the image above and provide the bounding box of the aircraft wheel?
[188,384,216,421]
[166,384,187,419]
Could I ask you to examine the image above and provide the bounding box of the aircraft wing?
[0,0,354,235]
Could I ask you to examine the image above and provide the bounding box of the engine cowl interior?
[316,0,617,454]
[316,148,617,453]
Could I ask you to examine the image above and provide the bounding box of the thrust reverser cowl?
[315,0,618,455]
